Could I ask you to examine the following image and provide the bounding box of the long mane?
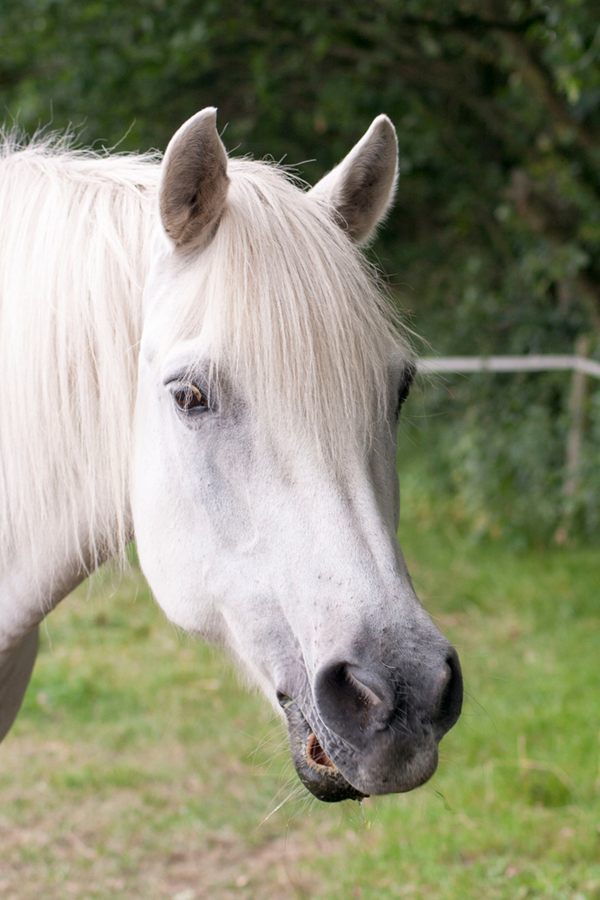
[0,135,410,573]
[0,135,159,569]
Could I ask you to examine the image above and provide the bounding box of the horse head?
[132,108,462,802]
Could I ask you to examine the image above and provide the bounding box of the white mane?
[0,135,159,569]
[0,136,410,572]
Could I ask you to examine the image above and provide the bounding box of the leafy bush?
[402,364,600,544]
[2,0,600,543]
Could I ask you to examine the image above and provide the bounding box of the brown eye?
[172,384,208,412]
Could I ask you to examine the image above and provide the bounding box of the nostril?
[315,662,389,746]
[435,651,463,733]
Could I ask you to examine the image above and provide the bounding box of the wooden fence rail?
[417,355,600,380]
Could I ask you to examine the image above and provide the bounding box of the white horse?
[0,108,461,802]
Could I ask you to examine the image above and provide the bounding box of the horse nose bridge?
[308,559,441,640]
[284,538,444,675]
[279,460,399,567]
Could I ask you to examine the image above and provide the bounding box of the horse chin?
[281,699,367,803]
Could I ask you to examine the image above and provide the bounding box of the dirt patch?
[0,809,335,900]
[0,735,344,900]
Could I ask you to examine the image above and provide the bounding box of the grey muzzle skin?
[278,646,463,803]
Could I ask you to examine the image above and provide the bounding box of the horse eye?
[172,384,208,412]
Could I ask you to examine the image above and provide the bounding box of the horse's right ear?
[309,115,398,245]
[159,108,229,249]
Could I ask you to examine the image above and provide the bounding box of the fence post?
[563,335,589,504]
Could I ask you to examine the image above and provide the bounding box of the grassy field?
[1,479,599,898]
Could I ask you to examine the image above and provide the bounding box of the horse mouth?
[279,696,367,803]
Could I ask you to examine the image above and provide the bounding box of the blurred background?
[2,0,600,543]
[1,3,599,899]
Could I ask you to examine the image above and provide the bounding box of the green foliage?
[402,365,600,545]
[1,0,600,540]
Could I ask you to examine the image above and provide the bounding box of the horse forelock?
[165,158,412,463]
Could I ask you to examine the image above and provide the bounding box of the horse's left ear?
[310,115,398,245]
[159,107,229,249]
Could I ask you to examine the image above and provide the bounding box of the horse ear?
[159,107,229,249]
[310,115,398,245]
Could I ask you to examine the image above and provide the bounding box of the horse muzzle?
[278,647,463,802]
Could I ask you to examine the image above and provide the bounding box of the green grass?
[1,486,599,898]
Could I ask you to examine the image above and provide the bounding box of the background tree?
[2,0,600,541]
